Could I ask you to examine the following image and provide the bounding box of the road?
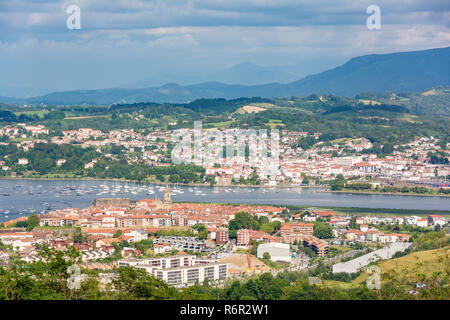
[269,249,365,276]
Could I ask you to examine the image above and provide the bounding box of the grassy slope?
[322,247,449,289]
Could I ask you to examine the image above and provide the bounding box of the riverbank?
[177,202,450,216]
[326,189,450,198]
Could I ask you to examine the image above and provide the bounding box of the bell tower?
[163,184,172,206]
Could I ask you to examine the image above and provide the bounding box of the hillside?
[322,247,449,291]
[281,46,450,96]
[1,47,449,105]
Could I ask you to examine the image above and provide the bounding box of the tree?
[263,252,271,261]
[26,214,40,231]
[44,110,65,120]
[382,143,394,154]
[73,227,84,243]
[253,273,288,300]
[349,216,359,229]
[272,221,282,231]
[313,222,333,239]
[193,224,208,240]
[260,223,275,234]
[112,267,178,300]
[228,212,258,231]
[330,174,346,191]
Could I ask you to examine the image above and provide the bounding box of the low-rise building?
[257,242,291,263]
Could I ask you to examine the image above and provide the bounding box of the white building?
[18,158,29,165]
[124,229,148,242]
[257,242,291,263]
[118,255,228,287]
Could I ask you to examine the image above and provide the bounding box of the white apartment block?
[117,255,228,287]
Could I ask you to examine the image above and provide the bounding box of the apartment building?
[303,236,329,257]
[118,255,228,287]
[236,229,280,246]
[215,228,229,245]
[280,223,314,243]
[152,236,212,252]
[118,255,196,269]
[150,263,228,286]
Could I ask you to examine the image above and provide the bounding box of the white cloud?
[0,0,449,91]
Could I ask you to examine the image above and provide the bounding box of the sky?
[0,0,449,96]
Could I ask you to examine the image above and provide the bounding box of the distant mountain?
[1,46,449,105]
[207,62,300,85]
[279,46,450,96]
[0,86,55,99]
[0,96,22,104]
[124,62,300,88]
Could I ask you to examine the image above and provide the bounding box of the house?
[354,162,377,173]
[121,247,141,257]
[345,229,365,241]
[18,158,29,165]
[123,229,148,242]
[428,215,447,227]
[49,239,73,250]
[56,159,67,166]
[101,245,116,254]
[416,219,428,228]
[300,210,335,222]
[153,243,172,254]
[237,229,280,246]
[96,237,121,248]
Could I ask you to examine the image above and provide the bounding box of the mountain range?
[1,46,449,106]
[122,62,302,88]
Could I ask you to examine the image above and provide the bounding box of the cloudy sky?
[0,0,449,95]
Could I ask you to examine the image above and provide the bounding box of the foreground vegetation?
[0,230,448,300]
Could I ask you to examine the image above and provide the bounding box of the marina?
[0,179,449,222]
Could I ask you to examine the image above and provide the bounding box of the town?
[0,185,447,288]
[0,124,449,192]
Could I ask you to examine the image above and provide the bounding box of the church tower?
[163,184,172,207]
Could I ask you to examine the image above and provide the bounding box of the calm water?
[0,179,449,222]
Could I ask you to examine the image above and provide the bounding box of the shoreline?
[0,176,323,189]
[322,189,450,198]
[0,177,448,197]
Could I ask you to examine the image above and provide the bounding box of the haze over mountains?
[123,62,302,88]
[1,46,449,106]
